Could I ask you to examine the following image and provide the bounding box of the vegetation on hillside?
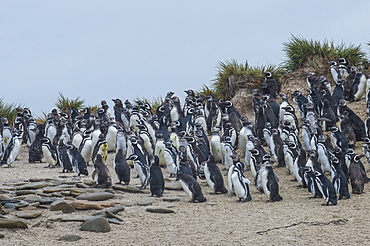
[55,92,85,113]
[0,98,20,123]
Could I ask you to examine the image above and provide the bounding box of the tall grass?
[210,60,285,100]
[0,98,20,123]
[55,92,85,113]
[282,34,366,72]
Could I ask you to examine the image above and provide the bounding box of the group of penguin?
[1,57,370,205]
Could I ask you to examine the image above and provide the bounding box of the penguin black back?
[149,155,165,197]
[114,149,130,185]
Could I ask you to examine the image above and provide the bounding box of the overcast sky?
[1,1,370,117]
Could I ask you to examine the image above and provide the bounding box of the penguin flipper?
[92,169,98,180]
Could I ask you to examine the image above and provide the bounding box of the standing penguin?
[204,155,228,194]
[66,144,89,176]
[229,161,252,202]
[0,130,22,167]
[126,154,150,189]
[149,155,165,197]
[331,156,350,200]
[210,128,222,163]
[177,173,206,203]
[260,161,283,202]
[114,149,130,185]
[348,154,365,194]
[79,130,93,165]
[42,138,58,168]
[28,124,45,163]
[92,154,112,188]
[314,170,337,206]
[57,139,73,173]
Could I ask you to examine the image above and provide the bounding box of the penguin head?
[126,154,139,161]
[262,71,272,78]
[235,161,245,171]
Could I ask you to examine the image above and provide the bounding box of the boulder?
[0,218,28,229]
[50,201,75,213]
[80,217,111,233]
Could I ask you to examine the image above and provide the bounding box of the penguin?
[210,128,222,163]
[149,155,165,197]
[1,118,12,150]
[27,117,38,147]
[291,90,308,118]
[278,93,290,123]
[229,161,252,202]
[92,154,112,188]
[331,156,350,200]
[0,130,22,167]
[244,135,255,171]
[164,140,178,178]
[332,79,345,104]
[204,155,228,194]
[348,154,365,194]
[105,121,118,152]
[66,144,89,176]
[137,123,154,156]
[329,126,349,151]
[177,173,206,203]
[303,166,323,198]
[42,137,58,168]
[353,67,367,101]
[319,99,336,131]
[57,139,73,173]
[114,148,130,185]
[221,136,236,170]
[154,134,166,167]
[339,114,356,148]
[79,129,93,165]
[28,124,45,163]
[91,133,108,163]
[270,128,285,167]
[115,128,127,155]
[338,100,366,141]
[44,119,57,145]
[260,161,283,202]
[262,71,279,98]
[314,170,337,206]
[90,119,102,156]
[329,60,340,82]
[126,154,150,189]
[317,135,332,174]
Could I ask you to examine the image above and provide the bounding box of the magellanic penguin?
[28,124,45,163]
[229,161,252,202]
[149,155,165,197]
[314,170,337,206]
[42,137,58,168]
[91,133,108,163]
[348,154,365,194]
[114,148,130,185]
[210,127,222,163]
[221,136,236,170]
[126,154,150,190]
[204,155,228,194]
[57,139,73,173]
[92,154,112,188]
[79,129,93,165]
[163,141,178,178]
[331,156,350,200]
[66,144,89,176]
[177,173,206,203]
[303,166,323,199]
[260,161,283,202]
[0,130,22,167]
[105,121,118,152]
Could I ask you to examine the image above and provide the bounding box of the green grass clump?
[55,92,85,113]
[282,34,366,72]
[0,98,20,124]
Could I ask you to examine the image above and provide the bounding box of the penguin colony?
[0,58,370,205]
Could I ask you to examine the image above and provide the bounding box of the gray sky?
[1,1,370,117]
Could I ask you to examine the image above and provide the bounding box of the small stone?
[80,217,111,233]
[50,201,75,213]
[76,192,115,201]
[15,201,29,209]
[137,197,155,206]
[16,210,42,219]
[16,182,48,190]
[107,218,124,225]
[0,199,20,205]
[146,207,175,214]
[0,233,4,239]
[0,218,28,229]
[72,200,115,210]
[112,185,145,193]
[28,178,45,182]
[92,205,125,216]
[57,234,82,242]
[3,203,17,209]
[69,188,86,196]
[0,194,11,199]
[60,191,71,196]
[15,190,37,196]
[61,216,89,222]
[165,182,183,190]
[83,180,96,186]
[46,221,55,229]
[35,197,58,205]
[31,221,43,227]
[163,196,181,202]
[43,187,68,193]
[105,211,123,221]
[37,192,52,197]
[21,195,42,202]
[76,183,88,189]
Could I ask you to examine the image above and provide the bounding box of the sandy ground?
[0,142,369,246]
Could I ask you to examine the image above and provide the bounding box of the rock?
[3,203,17,209]
[21,195,42,202]
[92,205,125,216]
[46,221,55,229]
[105,211,123,221]
[76,183,88,189]
[16,210,42,219]
[0,194,11,199]
[80,217,111,233]
[15,201,29,209]
[57,234,82,242]
[163,196,181,202]
[15,190,37,196]
[112,185,145,193]
[137,197,155,206]
[107,218,124,225]
[28,178,45,182]
[69,188,86,196]
[0,199,20,205]
[31,221,42,227]
[37,192,52,197]
[16,182,48,190]
[35,197,58,205]
[61,216,89,222]
[0,218,28,229]
[50,201,75,213]
[165,182,183,190]
[72,200,115,210]
[76,192,115,201]
[121,201,135,207]
[0,233,4,238]
[43,187,69,193]
[83,180,96,186]
[146,207,175,214]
